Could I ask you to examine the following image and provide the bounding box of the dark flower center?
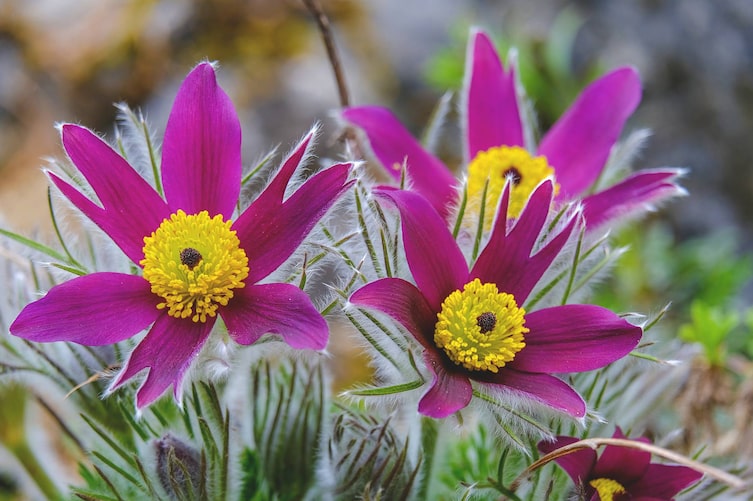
[476,311,497,333]
[179,247,203,270]
[503,167,522,186]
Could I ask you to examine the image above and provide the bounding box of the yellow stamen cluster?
[434,279,527,372]
[589,478,627,501]
[466,145,558,226]
[141,210,249,323]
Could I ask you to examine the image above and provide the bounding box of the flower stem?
[416,417,438,500]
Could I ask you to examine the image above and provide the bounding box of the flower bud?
[154,434,203,499]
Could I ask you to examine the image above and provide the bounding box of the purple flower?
[349,180,641,418]
[10,63,352,408]
[343,29,683,229]
[538,427,703,500]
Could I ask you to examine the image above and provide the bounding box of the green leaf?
[0,228,69,263]
[679,301,738,366]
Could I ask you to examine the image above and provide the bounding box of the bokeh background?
[2,0,752,248]
[1,0,753,497]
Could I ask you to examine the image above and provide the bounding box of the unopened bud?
[154,434,203,499]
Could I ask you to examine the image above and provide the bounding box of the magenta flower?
[343,29,683,229]
[349,180,641,418]
[538,427,703,500]
[10,63,352,408]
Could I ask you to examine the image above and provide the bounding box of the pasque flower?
[10,63,352,408]
[349,180,642,418]
[343,29,683,229]
[538,427,703,500]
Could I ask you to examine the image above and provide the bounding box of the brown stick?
[302,0,350,108]
[509,437,746,492]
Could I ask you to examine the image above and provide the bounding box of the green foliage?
[71,382,230,501]
[679,301,738,366]
[327,408,421,500]
[70,358,330,501]
[435,423,572,501]
[246,359,326,500]
[594,221,752,318]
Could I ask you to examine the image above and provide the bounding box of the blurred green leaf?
[679,301,738,366]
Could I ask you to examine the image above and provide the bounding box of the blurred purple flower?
[538,427,703,500]
[343,29,683,229]
[11,62,352,408]
[349,181,641,418]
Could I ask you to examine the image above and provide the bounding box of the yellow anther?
[466,146,558,227]
[141,210,249,323]
[434,279,527,372]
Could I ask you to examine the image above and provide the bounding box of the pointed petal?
[418,349,473,418]
[538,436,597,485]
[539,67,641,198]
[476,370,586,417]
[254,129,315,207]
[473,180,578,302]
[375,188,468,311]
[510,305,642,373]
[58,125,170,264]
[161,62,241,219]
[221,283,328,349]
[235,162,352,283]
[111,315,213,409]
[10,273,160,345]
[629,464,703,498]
[343,106,457,218]
[465,29,523,159]
[349,277,437,349]
[594,430,651,483]
[590,427,650,483]
[582,169,685,229]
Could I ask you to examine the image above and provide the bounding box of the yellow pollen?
[466,146,558,227]
[141,210,249,323]
[589,477,627,501]
[434,279,528,372]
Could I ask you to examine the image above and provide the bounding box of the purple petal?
[161,62,241,219]
[375,188,468,311]
[254,130,314,206]
[465,29,523,159]
[349,277,438,350]
[10,273,160,345]
[538,436,597,485]
[593,428,648,483]
[58,125,170,264]
[222,283,328,349]
[538,67,641,199]
[235,162,352,283]
[629,464,703,498]
[343,106,458,219]
[417,349,473,418]
[111,314,214,408]
[510,305,642,373]
[472,181,546,294]
[475,369,586,417]
[582,169,685,229]
[473,180,579,302]
[594,428,651,483]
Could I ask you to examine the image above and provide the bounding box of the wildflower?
[349,180,641,418]
[10,62,352,408]
[343,29,683,229]
[538,427,703,500]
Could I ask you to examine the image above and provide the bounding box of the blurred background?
[2,0,752,247]
[1,0,753,497]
